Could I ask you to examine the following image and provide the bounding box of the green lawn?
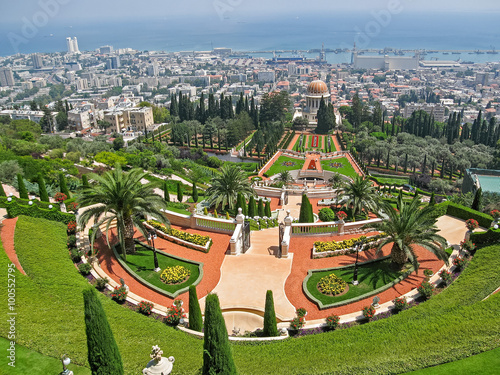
[265,155,304,177]
[0,337,91,375]
[320,157,358,179]
[1,216,499,374]
[307,135,323,150]
[406,346,500,374]
[305,257,405,305]
[121,245,201,294]
[372,173,410,186]
[164,206,191,215]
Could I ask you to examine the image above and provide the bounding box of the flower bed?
[145,220,212,252]
[317,273,347,296]
[312,234,384,258]
[311,135,319,148]
[160,265,191,285]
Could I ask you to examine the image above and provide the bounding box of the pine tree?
[192,182,198,203]
[202,294,237,375]
[82,287,124,375]
[0,181,6,197]
[188,286,203,332]
[176,181,183,203]
[82,174,90,188]
[265,200,271,217]
[248,196,256,218]
[263,290,278,337]
[59,172,70,198]
[471,187,482,211]
[299,194,313,223]
[258,199,265,217]
[17,174,28,200]
[164,180,170,202]
[38,174,49,202]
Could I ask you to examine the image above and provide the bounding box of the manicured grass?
[372,174,410,185]
[265,155,304,177]
[164,206,191,215]
[320,157,358,179]
[406,346,500,374]
[1,216,499,374]
[305,257,404,305]
[121,245,200,293]
[0,337,91,375]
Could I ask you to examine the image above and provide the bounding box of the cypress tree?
[59,172,70,198]
[82,287,124,375]
[82,174,90,188]
[263,290,278,337]
[17,174,28,200]
[299,194,314,223]
[202,294,237,375]
[429,192,436,206]
[236,192,247,216]
[164,180,170,202]
[265,200,271,217]
[258,199,265,217]
[188,285,203,332]
[38,174,49,202]
[471,188,482,211]
[0,180,6,197]
[176,181,183,203]
[192,182,199,203]
[248,196,256,218]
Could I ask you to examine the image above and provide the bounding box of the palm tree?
[205,164,254,210]
[367,195,448,269]
[328,172,344,189]
[340,175,379,220]
[276,170,294,187]
[77,165,169,260]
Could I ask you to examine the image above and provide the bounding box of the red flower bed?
[311,135,319,148]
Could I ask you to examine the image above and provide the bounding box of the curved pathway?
[0,216,25,275]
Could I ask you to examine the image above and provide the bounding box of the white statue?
[142,345,175,375]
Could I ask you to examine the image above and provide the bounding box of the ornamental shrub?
[138,300,154,315]
[248,196,257,218]
[188,286,203,332]
[81,174,90,188]
[38,174,49,202]
[453,256,467,270]
[82,287,124,375]
[336,211,348,220]
[213,208,218,219]
[78,262,91,275]
[491,209,500,220]
[299,194,314,223]
[67,220,77,234]
[236,192,247,216]
[70,248,82,263]
[55,192,67,203]
[203,294,237,375]
[0,181,5,197]
[362,305,376,320]
[192,182,198,203]
[296,308,307,318]
[163,180,170,202]
[59,172,71,198]
[111,285,128,303]
[439,269,452,285]
[289,316,305,331]
[465,219,479,231]
[417,281,435,300]
[17,174,28,200]
[94,277,109,290]
[263,290,278,337]
[392,296,408,312]
[67,234,77,248]
[265,200,271,217]
[176,181,183,202]
[318,207,336,222]
[325,314,340,331]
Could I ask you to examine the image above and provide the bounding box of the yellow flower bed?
[147,220,212,248]
[160,266,191,285]
[314,235,368,253]
[318,274,347,295]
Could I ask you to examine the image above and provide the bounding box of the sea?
[1,12,500,64]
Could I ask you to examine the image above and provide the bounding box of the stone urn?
[142,345,174,375]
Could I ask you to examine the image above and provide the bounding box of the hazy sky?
[1,0,499,25]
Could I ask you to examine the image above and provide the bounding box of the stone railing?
[344,218,382,234]
[291,221,342,236]
[194,216,236,234]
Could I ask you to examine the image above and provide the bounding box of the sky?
[1,0,499,26]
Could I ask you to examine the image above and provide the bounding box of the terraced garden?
[321,157,359,179]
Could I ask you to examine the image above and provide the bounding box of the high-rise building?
[32,54,43,69]
[99,45,113,54]
[0,68,15,87]
[66,37,80,54]
[106,56,121,70]
[147,62,159,76]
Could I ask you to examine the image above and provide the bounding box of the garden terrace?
[1,216,499,374]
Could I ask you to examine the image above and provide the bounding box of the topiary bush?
[78,262,91,275]
[188,285,203,332]
[263,290,278,337]
[318,207,336,222]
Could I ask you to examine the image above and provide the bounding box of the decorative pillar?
[338,219,345,236]
[230,208,245,256]
[281,210,292,258]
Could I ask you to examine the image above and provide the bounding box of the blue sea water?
[1,12,500,64]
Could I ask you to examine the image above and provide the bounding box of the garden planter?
[465,230,472,241]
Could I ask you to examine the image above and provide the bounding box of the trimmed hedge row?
[470,228,500,246]
[0,196,60,211]
[5,200,75,224]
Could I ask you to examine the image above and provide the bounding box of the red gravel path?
[1,217,26,275]
[285,233,445,320]
[95,225,231,312]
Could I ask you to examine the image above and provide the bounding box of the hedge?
[436,201,493,228]
[470,228,500,246]
[0,196,59,211]
[5,200,75,224]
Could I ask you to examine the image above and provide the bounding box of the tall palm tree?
[77,165,169,260]
[328,172,344,189]
[340,175,379,220]
[367,195,448,269]
[276,170,294,187]
[205,164,254,210]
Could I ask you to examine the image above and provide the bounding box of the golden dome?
[307,80,329,95]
